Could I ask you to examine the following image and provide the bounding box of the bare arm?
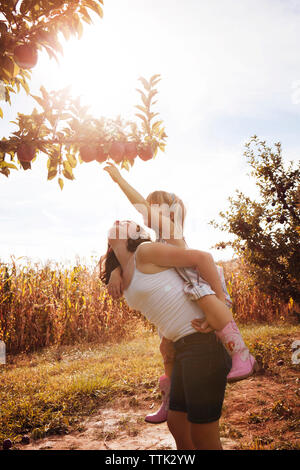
[107,266,123,299]
[137,242,226,303]
[103,163,179,243]
[104,162,150,217]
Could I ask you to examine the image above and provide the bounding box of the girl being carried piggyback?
[103,162,258,424]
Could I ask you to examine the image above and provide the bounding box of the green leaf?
[0,168,10,177]
[63,169,75,180]
[121,160,130,171]
[63,160,73,174]
[84,0,104,18]
[47,169,58,180]
[135,113,148,125]
[0,161,18,170]
[149,89,158,101]
[135,105,148,115]
[43,45,59,62]
[152,120,163,131]
[149,112,159,120]
[139,77,151,91]
[21,79,30,95]
[136,88,147,100]
[2,56,15,78]
[58,178,64,190]
[61,24,71,40]
[12,62,20,77]
[150,74,161,84]
[77,18,84,39]
[79,6,93,24]
[31,95,45,107]
[66,153,77,168]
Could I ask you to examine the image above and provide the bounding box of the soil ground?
[20,368,299,451]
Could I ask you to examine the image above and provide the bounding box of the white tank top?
[124,256,205,342]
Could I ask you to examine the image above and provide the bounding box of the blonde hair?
[146,190,187,234]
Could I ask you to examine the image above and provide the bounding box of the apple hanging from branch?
[0,75,167,186]
[13,44,38,70]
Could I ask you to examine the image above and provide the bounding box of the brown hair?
[146,190,187,231]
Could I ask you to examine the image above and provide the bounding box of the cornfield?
[0,257,295,355]
[0,258,145,355]
[220,259,294,323]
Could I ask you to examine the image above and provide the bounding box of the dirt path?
[22,404,237,451]
[19,357,300,450]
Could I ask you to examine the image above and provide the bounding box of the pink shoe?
[227,353,259,383]
[145,375,171,424]
[215,320,258,383]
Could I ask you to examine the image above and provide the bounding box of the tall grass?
[0,257,294,355]
[220,259,293,323]
[0,258,146,354]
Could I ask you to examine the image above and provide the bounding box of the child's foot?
[227,353,259,383]
[145,375,170,424]
[215,320,259,382]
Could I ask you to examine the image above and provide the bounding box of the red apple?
[80,145,97,162]
[17,142,35,162]
[139,144,153,161]
[124,142,138,160]
[14,44,38,69]
[109,142,125,163]
[95,145,107,163]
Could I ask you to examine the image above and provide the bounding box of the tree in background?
[0,1,167,188]
[211,136,300,307]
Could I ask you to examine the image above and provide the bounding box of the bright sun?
[47,27,151,123]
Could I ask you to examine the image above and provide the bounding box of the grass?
[0,325,162,443]
[0,322,299,447]
[1,257,295,355]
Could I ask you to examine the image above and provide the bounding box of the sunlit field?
[0,258,295,355]
[0,258,146,354]
[0,323,299,450]
[0,257,299,450]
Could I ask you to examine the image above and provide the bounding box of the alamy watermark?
[0,341,6,365]
[107,203,185,241]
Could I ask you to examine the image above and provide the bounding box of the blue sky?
[1,0,300,266]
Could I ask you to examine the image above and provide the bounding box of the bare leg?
[167,410,196,450]
[190,420,222,450]
[164,360,174,378]
[197,295,233,330]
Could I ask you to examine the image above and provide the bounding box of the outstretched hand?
[103,162,123,183]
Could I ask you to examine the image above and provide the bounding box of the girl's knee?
[167,415,195,450]
[167,411,186,436]
[190,420,222,450]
